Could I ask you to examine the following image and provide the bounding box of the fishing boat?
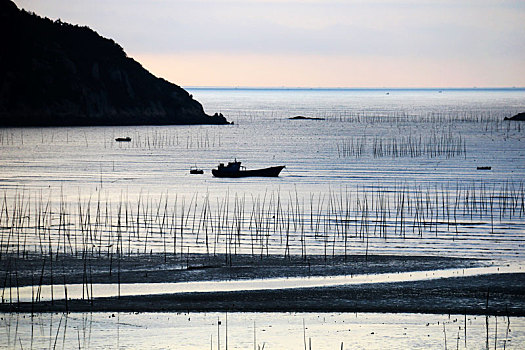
[190,166,204,174]
[212,160,285,178]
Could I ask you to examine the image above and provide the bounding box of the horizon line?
[184,86,525,90]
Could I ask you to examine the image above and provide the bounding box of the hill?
[0,0,228,126]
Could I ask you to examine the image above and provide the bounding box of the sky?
[13,0,525,88]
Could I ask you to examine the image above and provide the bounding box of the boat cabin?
[218,161,242,173]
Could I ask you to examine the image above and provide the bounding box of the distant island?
[289,116,325,120]
[0,0,228,126]
[504,112,525,121]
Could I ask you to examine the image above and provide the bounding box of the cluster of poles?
[337,131,466,159]
[0,181,523,263]
[108,129,221,150]
[0,180,523,305]
[0,128,222,150]
[324,110,521,126]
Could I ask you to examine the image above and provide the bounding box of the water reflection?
[6,261,524,303]
[1,311,524,349]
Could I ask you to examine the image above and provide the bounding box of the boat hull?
[212,165,285,178]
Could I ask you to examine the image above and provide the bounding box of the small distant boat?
[190,167,204,175]
[115,137,131,142]
[212,160,285,178]
[477,166,492,170]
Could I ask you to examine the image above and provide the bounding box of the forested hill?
[0,0,228,126]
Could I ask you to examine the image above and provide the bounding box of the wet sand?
[2,253,524,315]
[1,253,481,287]
[3,273,524,315]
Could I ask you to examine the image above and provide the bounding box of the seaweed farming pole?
[15,258,20,307]
[297,191,307,261]
[223,192,230,264]
[180,197,185,260]
[116,198,122,299]
[343,189,351,261]
[264,192,274,257]
[135,193,141,252]
[490,186,495,234]
[253,321,256,350]
[142,197,150,255]
[364,195,369,260]
[199,193,210,258]
[217,316,220,350]
[62,264,68,313]
[284,202,291,258]
[0,192,7,261]
[464,312,467,348]
[163,194,170,262]
[0,179,524,259]
[49,229,54,305]
[183,194,196,260]
[171,194,178,257]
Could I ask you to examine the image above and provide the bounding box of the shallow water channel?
[6,261,523,303]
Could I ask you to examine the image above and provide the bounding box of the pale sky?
[14,0,525,88]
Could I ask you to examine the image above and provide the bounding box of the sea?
[1,87,525,348]
[1,87,524,258]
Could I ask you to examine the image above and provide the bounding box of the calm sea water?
[0,88,524,259]
[2,312,524,350]
[2,88,524,193]
[1,88,525,349]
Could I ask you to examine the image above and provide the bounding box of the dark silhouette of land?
[504,112,525,121]
[0,0,228,126]
[289,116,325,120]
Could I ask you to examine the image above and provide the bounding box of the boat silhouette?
[212,160,285,178]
